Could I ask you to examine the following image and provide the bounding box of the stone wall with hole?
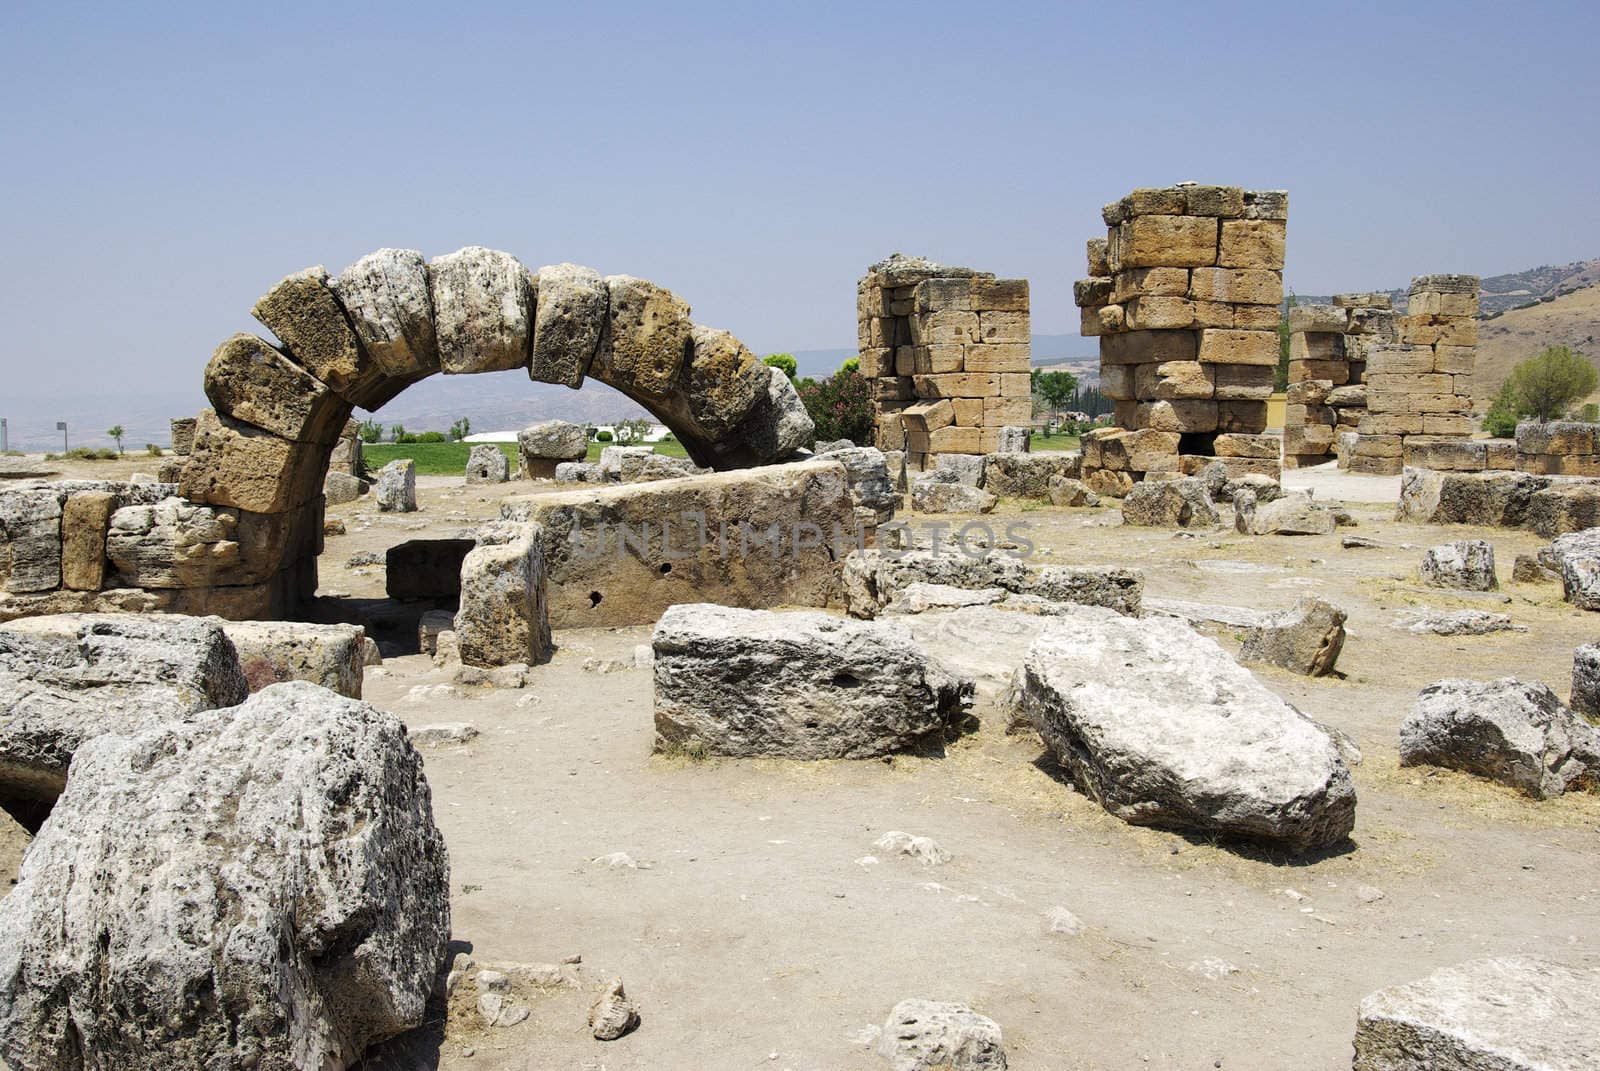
[859,255,1033,470]
[1072,183,1287,492]
[2,249,814,623]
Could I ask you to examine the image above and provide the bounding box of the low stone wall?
[1397,467,1600,537]
[1516,421,1600,477]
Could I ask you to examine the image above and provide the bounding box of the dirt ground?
[7,456,1600,1069]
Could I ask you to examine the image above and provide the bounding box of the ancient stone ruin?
[859,255,1033,470]
[1282,293,1394,467]
[1073,183,1287,493]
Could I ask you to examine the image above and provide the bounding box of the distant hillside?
[1473,283,1600,399]
[1293,258,1600,317]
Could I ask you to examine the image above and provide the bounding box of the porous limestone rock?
[1120,477,1219,528]
[1011,607,1357,851]
[418,609,456,657]
[1234,489,1336,536]
[727,365,813,465]
[598,444,654,479]
[221,619,366,699]
[828,445,898,526]
[1353,957,1600,1071]
[997,426,1030,453]
[1396,467,1549,529]
[1572,643,1600,718]
[1047,476,1098,507]
[0,613,247,805]
[530,262,606,387]
[1238,596,1346,676]
[982,453,1079,499]
[652,604,973,758]
[1549,527,1600,610]
[518,420,590,478]
[554,461,605,483]
[330,248,439,379]
[594,275,691,399]
[588,978,641,1041]
[912,475,997,514]
[1395,609,1526,636]
[429,246,534,374]
[1401,678,1600,798]
[251,266,387,407]
[685,324,768,436]
[325,470,365,505]
[0,488,63,593]
[935,454,986,487]
[203,333,351,445]
[843,550,1142,619]
[455,523,552,669]
[0,682,451,1070]
[875,999,1007,1071]
[376,458,417,512]
[60,490,115,591]
[465,443,510,484]
[1420,539,1498,591]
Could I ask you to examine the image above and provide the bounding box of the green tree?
[106,425,125,454]
[389,423,406,443]
[448,416,471,441]
[1276,292,1297,392]
[763,353,798,381]
[839,355,860,374]
[1509,345,1598,423]
[1030,369,1077,427]
[358,419,383,443]
[1483,379,1522,438]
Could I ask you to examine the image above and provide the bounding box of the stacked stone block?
[859,255,1033,471]
[1349,274,1479,475]
[1283,295,1396,467]
[1517,422,1600,477]
[1073,184,1287,488]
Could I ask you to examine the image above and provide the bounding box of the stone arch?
[175,246,814,615]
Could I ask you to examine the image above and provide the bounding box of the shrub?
[1507,345,1597,423]
[145,443,163,456]
[359,419,383,443]
[596,430,613,442]
[797,366,874,446]
[416,431,448,443]
[1483,380,1522,439]
[763,353,798,381]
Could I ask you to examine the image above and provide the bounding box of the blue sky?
[3,0,1598,400]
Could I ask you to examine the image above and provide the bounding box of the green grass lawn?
[363,438,688,476]
[1030,432,1081,452]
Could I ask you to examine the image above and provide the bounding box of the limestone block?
[252,266,389,407]
[1218,220,1286,269]
[179,410,325,514]
[1120,477,1220,528]
[684,324,767,435]
[1197,329,1278,366]
[0,489,62,594]
[1420,539,1498,590]
[203,333,351,445]
[1117,215,1219,268]
[1402,679,1598,798]
[1135,361,1214,400]
[375,459,417,512]
[1120,187,1187,215]
[170,418,197,455]
[465,444,510,484]
[1086,238,1110,277]
[1125,296,1196,330]
[977,311,1028,344]
[330,248,439,379]
[429,246,534,374]
[963,343,1030,373]
[982,396,1032,427]
[456,523,552,668]
[911,309,980,347]
[912,373,1001,398]
[1366,345,1437,375]
[1112,267,1190,303]
[530,262,606,387]
[1213,364,1276,400]
[1132,400,1218,434]
[1239,596,1347,676]
[324,471,364,505]
[1189,267,1283,305]
[60,491,115,592]
[1287,305,1348,334]
[1073,276,1113,307]
[1183,184,1246,217]
[929,426,982,453]
[518,420,589,478]
[1289,332,1345,361]
[902,400,955,433]
[222,620,365,699]
[981,453,1079,499]
[1102,329,1200,365]
[874,999,1007,1071]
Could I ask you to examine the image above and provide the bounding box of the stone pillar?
[859,255,1032,472]
[1284,294,1396,468]
[1073,183,1287,490]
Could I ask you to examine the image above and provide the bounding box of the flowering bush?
[797,366,875,446]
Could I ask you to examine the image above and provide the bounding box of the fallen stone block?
[1550,528,1600,610]
[1235,489,1336,535]
[554,461,605,483]
[1011,607,1356,851]
[325,470,365,505]
[1394,609,1526,636]
[1573,643,1600,718]
[1526,480,1600,538]
[518,420,589,478]
[502,459,857,628]
[1121,477,1219,528]
[934,454,985,487]
[828,445,898,527]
[1396,468,1550,528]
[0,681,450,1069]
[651,604,972,758]
[456,523,552,669]
[1354,957,1600,1071]
[464,443,510,484]
[875,998,1008,1071]
[0,613,247,806]
[1420,539,1498,590]
[418,608,456,656]
[221,619,366,699]
[375,458,417,512]
[912,476,997,514]
[1512,552,1560,583]
[1401,678,1600,798]
[883,582,1006,615]
[843,549,1142,619]
[982,452,1080,499]
[1238,596,1346,676]
[1047,476,1098,507]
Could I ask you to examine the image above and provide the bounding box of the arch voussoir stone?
[428,246,534,375]
[252,266,393,409]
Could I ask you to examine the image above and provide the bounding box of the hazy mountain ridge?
[1292,258,1600,317]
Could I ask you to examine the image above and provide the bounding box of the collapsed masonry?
[1073,184,1287,494]
[859,255,1033,471]
[1342,275,1480,475]
[1283,294,1395,467]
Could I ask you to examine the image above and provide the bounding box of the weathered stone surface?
[1048,475,1098,507]
[385,538,473,601]
[252,266,388,407]
[843,549,1142,619]
[0,613,247,803]
[1402,678,1600,798]
[1354,957,1600,1071]
[724,365,814,466]
[330,248,439,379]
[517,419,589,478]
[875,999,1007,1071]
[1012,607,1357,851]
[912,476,996,514]
[1239,596,1346,676]
[1235,489,1336,535]
[652,604,972,758]
[59,491,115,591]
[502,459,856,628]
[180,410,325,514]
[1396,609,1525,636]
[1,488,62,593]
[829,446,897,525]
[982,453,1080,499]
[204,332,352,447]
[997,426,1030,453]
[1573,643,1600,718]
[106,498,316,594]
[1420,539,1498,590]
[0,682,450,1070]
[882,582,1007,615]
[429,246,534,374]
[221,620,365,699]
[621,453,706,483]
[376,458,417,512]
[588,978,641,1041]
[686,324,768,435]
[531,262,607,387]
[325,470,364,505]
[170,417,197,455]
[465,443,510,484]
[418,609,456,657]
[599,444,654,479]
[594,275,691,399]
[935,454,986,487]
[554,461,605,483]
[1396,468,1550,529]
[1550,528,1600,610]
[1526,481,1600,538]
[456,523,552,669]
[1121,477,1219,528]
